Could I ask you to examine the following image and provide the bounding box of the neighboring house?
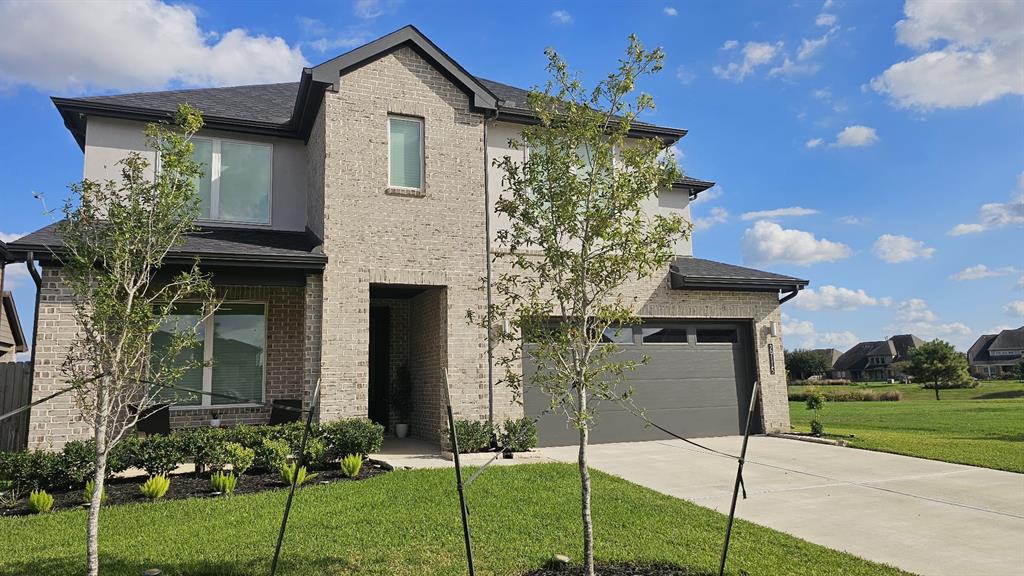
[832,334,923,382]
[809,348,842,379]
[968,327,1024,379]
[0,245,29,363]
[2,26,808,450]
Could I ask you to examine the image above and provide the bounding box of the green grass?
[0,464,909,576]
[790,380,1024,473]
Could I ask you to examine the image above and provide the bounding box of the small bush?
[321,419,384,461]
[140,474,171,500]
[176,427,227,473]
[224,424,269,450]
[339,454,363,478]
[789,389,903,402]
[28,489,53,514]
[134,434,184,476]
[223,442,254,475]
[107,436,139,476]
[280,462,317,486]
[0,450,61,491]
[810,419,824,437]
[789,379,852,386]
[253,438,291,473]
[499,418,538,453]
[448,420,493,453]
[210,471,237,495]
[82,479,107,505]
[60,440,97,489]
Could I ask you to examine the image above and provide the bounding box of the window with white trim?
[154,303,266,407]
[388,116,424,190]
[191,138,272,224]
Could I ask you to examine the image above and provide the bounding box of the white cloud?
[768,57,820,78]
[889,298,973,347]
[0,232,27,243]
[741,207,819,221]
[950,264,1017,281]
[713,41,783,82]
[0,0,307,93]
[551,10,573,24]
[791,285,887,311]
[873,234,936,263]
[870,0,1023,110]
[1006,300,1024,317]
[664,7,678,16]
[689,184,722,206]
[307,35,371,53]
[781,313,858,350]
[1,262,31,290]
[742,220,851,266]
[805,138,824,149]
[838,216,868,225]
[353,0,400,19]
[816,13,837,27]
[675,65,696,85]
[832,125,879,148]
[948,174,1024,235]
[797,27,837,61]
[693,207,729,231]
[721,40,739,50]
[1017,276,1024,291]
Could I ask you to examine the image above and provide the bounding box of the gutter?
[779,285,804,304]
[24,252,42,443]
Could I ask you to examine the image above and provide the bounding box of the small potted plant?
[392,366,412,438]
[210,411,221,428]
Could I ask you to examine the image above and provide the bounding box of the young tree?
[784,349,831,381]
[482,37,684,575]
[903,339,970,400]
[58,105,218,576]
[1013,359,1024,383]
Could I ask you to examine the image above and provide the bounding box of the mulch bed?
[525,564,712,576]
[1,458,392,517]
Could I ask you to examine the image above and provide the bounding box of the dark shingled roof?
[833,341,887,372]
[669,257,808,292]
[990,326,1024,351]
[4,223,326,269]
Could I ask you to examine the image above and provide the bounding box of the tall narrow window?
[190,137,272,224]
[389,116,423,190]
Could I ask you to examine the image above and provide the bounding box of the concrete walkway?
[541,436,1024,576]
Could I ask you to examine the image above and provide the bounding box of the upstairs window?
[191,138,272,224]
[388,116,424,190]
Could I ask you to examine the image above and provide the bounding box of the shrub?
[140,474,171,499]
[107,436,139,476]
[82,479,106,505]
[28,489,53,514]
[134,434,184,476]
[340,454,363,478]
[279,462,317,486]
[809,419,825,437]
[269,422,327,466]
[499,417,538,453]
[253,438,291,473]
[789,379,852,386]
[224,424,269,450]
[0,450,59,491]
[789,389,902,402]
[176,427,227,473]
[448,420,493,453]
[60,440,97,489]
[209,471,237,495]
[805,390,826,437]
[223,442,255,475]
[321,419,384,461]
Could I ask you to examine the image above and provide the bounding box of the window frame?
[640,324,690,345]
[165,301,268,411]
[192,136,274,226]
[694,326,741,346]
[387,115,425,192]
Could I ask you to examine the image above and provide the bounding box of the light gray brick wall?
[315,46,490,435]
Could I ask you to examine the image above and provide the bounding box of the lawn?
[0,463,910,576]
[789,380,1024,473]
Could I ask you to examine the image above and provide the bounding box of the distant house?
[832,334,923,382]
[968,327,1024,379]
[809,348,842,378]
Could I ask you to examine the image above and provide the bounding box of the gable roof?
[890,333,924,360]
[50,25,693,151]
[990,326,1024,351]
[669,257,808,298]
[833,340,887,372]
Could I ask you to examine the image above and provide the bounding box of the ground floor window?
[153,302,266,407]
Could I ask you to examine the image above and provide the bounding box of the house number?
[768,343,776,375]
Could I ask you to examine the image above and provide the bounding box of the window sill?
[385,187,426,198]
[168,403,264,412]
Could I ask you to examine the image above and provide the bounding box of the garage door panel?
[527,404,742,447]
[631,348,742,380]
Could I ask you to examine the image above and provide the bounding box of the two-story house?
[832,334,923,382]
[3,26,807,450]
[968,327,1024,379]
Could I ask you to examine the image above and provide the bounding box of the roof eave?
[1,291,27,351]
[3,242,327,271]
[494,107,687,145]
[669,275,809,292]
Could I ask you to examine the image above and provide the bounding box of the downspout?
[779,285,802,304]
[483,110,496,427]
[24,252,43,447]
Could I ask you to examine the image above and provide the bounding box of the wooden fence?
[0,361,31,452]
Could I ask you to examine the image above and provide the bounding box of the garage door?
[524,321,755,447]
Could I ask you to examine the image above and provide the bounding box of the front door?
[368,307,390,428]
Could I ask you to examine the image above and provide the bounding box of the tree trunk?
[87,391,109,576]
[578,385,595,576]
[934,383,940,401]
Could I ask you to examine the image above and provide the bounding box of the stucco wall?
[83,117,309,232]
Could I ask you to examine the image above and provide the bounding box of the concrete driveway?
[541,436,1024,576]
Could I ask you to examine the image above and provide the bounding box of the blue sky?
[1,0,1021,354]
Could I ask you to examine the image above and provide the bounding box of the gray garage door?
[524,320,755,447]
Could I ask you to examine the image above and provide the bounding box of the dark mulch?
[525,564,713,576]
[1,459,391,517]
